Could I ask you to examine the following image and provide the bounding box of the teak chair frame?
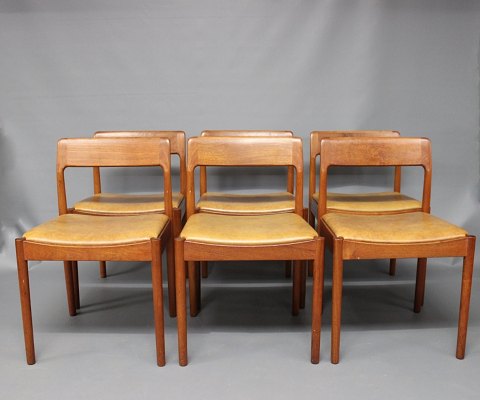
[16,137,173,366]
[309,130,422,277]
[315,137,475,364]
[175,136,324,366]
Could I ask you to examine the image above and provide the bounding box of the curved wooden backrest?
[318,137,432,215]
[93,131,185,195]
[310,130,401,198]
[56,137,172,217]
[186,136,303,217]
[199,130,294,195]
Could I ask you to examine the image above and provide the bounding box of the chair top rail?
[94,131,185,157]
[57,137,171,169]
[320,137,431,169]
[310,130,400,157]
[201,130,293,137]
[187,136,303,170]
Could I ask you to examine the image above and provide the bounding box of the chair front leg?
[311,237,325,364]
[151,239,166,366]
[331,239,344,364]
[16,239,36,365]
[456,236,476,359]
[175,238,188,366]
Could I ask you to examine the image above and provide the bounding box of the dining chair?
[72,131,185,317]
[314,137,475,364]
[16,137,173,366]
[198,130,297,279]
[309,131,423,276]
[175,136,324,365]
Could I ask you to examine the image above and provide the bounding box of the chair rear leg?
[63,261,77,317]
[201,261,209,278]
[15,239,36,365]
[72,261,80,309]
[292,260,301,316]
[99,261,107,278]
[166,236,176,318]
[389,259,396,276]
[456,236,476,359]
[284,260,291,278]
[300,261,306,309]
[188,262,200,317]
[414,258,427,313]
[308,210,316,277]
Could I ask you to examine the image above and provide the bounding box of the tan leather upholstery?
[23,214,169,245]
[180,213,317,245]
[73,192,184,214]
[312,191,422,213]
[197,192,295,214]
[322,212,467,243]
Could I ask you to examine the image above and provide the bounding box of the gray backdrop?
[1,0,479,264]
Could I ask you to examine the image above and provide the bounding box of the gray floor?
[1,255,480,400]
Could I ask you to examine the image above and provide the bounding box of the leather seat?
[24,214,169,245]
[181,213,317,245]
[322,212,467,243]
